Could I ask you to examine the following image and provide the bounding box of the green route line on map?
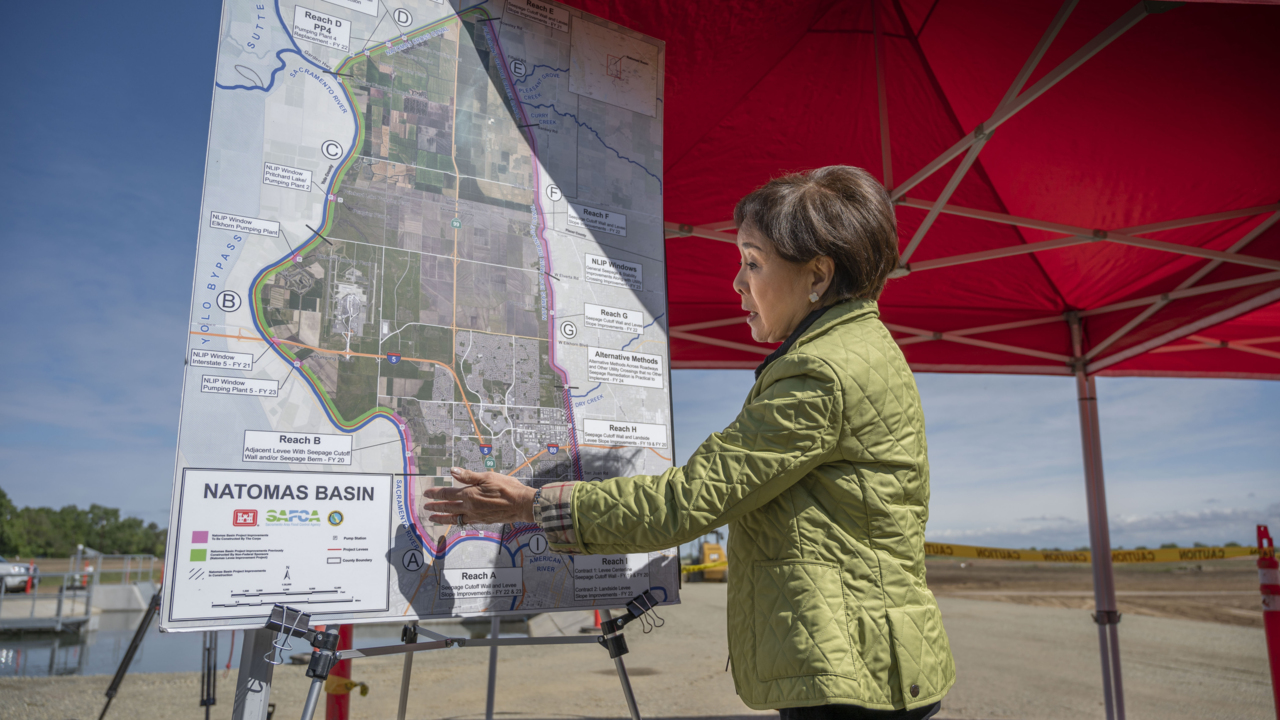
[250,8,489,430]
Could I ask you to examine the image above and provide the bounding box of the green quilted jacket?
[546,299,955,711]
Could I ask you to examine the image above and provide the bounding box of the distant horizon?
[11,365,1277,556]
[0,475,1262,557]
[670,370,1279,554]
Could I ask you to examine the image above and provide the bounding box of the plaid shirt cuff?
[533,481,582,553]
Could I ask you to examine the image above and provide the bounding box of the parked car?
[0,556,36,593]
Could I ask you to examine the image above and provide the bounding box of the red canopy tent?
[562,0,1280,716]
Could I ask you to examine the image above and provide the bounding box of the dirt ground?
[925,556,1264,628]
[0,561,1271,720]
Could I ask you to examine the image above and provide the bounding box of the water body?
[0,613,525,677]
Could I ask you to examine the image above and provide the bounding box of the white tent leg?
[1075,372,1126,720]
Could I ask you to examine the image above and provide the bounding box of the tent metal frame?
[659,2,1280,718]
[665,210,1280,371]
[893,198,1280,273]
[898,0,1081,263]
[888,1,1152,204]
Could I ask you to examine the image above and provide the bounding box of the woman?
[425,166,955,718]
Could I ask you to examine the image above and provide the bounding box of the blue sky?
[671,372,1280,550]
[2,2,1276,550]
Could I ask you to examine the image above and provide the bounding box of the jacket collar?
[794,298,880,350]
[754,299,880,378]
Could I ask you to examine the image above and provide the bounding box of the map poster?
[162,0,674,632]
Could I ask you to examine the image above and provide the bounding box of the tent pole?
[1071,314,1126,720]
[1076,371,1115,720]
[872,0,892,190]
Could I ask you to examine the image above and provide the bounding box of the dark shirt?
[779,701,941,720]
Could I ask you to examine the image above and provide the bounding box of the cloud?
[669,371,1279,554]
[671,370,758,466]
[0,5,214,524]
[918,373,1280,548]
[927,503,1280,549]
[1112,503,1280,538]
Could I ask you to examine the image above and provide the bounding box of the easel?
[99,590,162,720]
[258,590,664,720]
[99,590,225,720]
[200,629,219,719]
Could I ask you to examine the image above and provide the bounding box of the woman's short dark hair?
[733,166,899,301]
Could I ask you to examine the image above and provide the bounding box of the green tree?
[0,487,166,557]
[0,487,25,555]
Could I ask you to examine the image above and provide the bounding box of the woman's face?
[733,228,833,344]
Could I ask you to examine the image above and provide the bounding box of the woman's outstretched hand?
[422,467,536,525]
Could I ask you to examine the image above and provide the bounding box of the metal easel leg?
[396,623,417,720]
[299,675,326,720]
[231,629,277,720]
[485,616,500,720]
[297,628,340,720]
[600,609,641,720]
[324,592,659,720]
[99,591,162,720]
[201,631,219,720]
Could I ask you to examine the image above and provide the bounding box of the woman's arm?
[550,352,842,554]
[423,352,842,554]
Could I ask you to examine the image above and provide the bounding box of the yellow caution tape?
[683,544,1257,571]
[681,560,729,574]
[324,675,370,696]
[924,542,1259,564]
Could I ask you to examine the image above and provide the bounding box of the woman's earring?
[808,292,820,303]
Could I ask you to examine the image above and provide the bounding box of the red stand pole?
[1258,525,1280,720]
[325,624,354,720]
[25,562,34,593]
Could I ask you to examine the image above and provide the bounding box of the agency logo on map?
[266,510,322,524]
[328,511,345,526]
[232,509,258,527]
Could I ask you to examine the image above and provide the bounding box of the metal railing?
[68,546,159,587]
[0,547,160,631]
[0,570,96,632]
[82,554,159,586]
